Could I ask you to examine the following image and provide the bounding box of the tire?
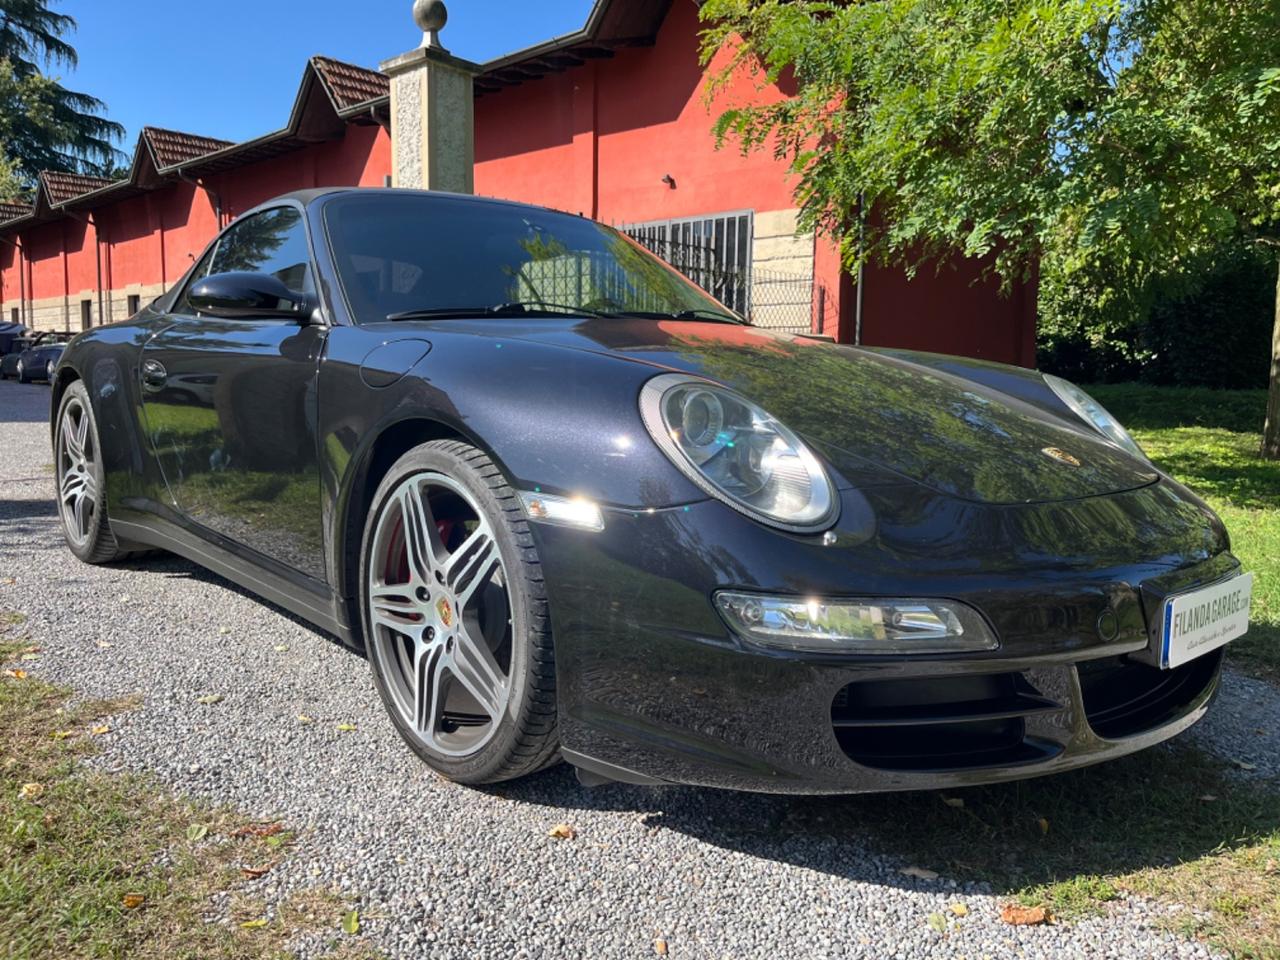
[360,440,558,784]
[15,359,28,383]
[54,380,132,564]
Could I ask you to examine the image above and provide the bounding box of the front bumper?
[535,480,1236,794]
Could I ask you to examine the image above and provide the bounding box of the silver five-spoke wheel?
[56,395,98,548]
[367,472,513,758]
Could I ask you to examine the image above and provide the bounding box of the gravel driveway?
[2,378,1275,960]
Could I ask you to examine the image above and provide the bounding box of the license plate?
[1160,573,1254,669]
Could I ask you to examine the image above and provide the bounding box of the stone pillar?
[381,1,480,193]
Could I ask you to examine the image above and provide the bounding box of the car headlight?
[639,373,837,532]
[715,592,998,654]
[1043,374,1146,460]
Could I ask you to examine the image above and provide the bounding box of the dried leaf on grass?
[231,822,284,839]
[1000,903,1050,926]
[241,864,272,879]
[342,909,360,935]
[122,893,145,910]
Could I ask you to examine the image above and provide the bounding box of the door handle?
[141,358,167,390]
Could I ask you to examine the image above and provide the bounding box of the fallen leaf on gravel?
[96,641,112,649]
[297,714,314,724]
[950,903,970,917]
[899,866,939,881]
[186,823,208,842]
[19,782,43,800]
[19,653,39,661]
[264,834,288,849]
[241,865,272,879]
[122,893,145,910]
[232,822,284,839]
[119,595,131,603]
[927,912,947,933]
[342,909,360,935]
[90,725,110,736]
[1233,759,1258,771]
[219,627,230,635]
[3,669,28,679]
[239,918,268,929]
[50,730,73,740]
[1,577,15,585]
[548,823,577,840]
[1000,904,1049,926]
[335,722,356,732]
[1037,817,1050,835]
[273,644,288,652]
[653,938,668,956]
[196,694,223,705]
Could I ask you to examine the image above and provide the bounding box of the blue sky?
[60,0,595,154]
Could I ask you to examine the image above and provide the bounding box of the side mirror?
[188,272,313,321]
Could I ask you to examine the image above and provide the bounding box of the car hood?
[429,317,1160,505]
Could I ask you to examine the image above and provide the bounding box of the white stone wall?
[3,281,167,331]
[749,208,816,331]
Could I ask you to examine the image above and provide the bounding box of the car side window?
[174,207,315,316]
[211,207,315,295]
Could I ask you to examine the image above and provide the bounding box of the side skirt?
[111,517,358,648]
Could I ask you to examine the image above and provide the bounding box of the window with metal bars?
[621,211,754,316]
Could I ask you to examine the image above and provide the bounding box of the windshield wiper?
[606,308,743,325]
[386,301,608,322]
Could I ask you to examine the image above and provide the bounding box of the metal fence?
[621,230,821,334]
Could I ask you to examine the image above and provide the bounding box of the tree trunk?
[1264,257,1280,459]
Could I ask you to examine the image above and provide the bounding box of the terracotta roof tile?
[311,56,389,111]
[144,126,234,169]
[0,200,31,222]
[40,171,117,206]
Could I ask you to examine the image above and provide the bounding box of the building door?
[138,206,328,580]
[80,299,92,330]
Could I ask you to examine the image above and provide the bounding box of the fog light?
[714,592,998,654]
[519,491,605,531]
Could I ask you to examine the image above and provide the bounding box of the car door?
[139,205,328,580]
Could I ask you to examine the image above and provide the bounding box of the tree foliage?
[699,0,1280,451]
[0,0,123,187]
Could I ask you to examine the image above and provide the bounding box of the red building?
[0,0,1035,365]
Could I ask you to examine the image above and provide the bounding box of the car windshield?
[323,194,740,324]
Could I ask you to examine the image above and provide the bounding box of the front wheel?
[360,440,558,784]
[55,381,131,564]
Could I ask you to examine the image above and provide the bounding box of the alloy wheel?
[46,360,54,381]
[15,360,23,380]
[367,472,513,757]
[56,396,98,546]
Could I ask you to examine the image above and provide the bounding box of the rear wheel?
[45,360,54,382]
[360,440,558,784]
[15,359,27,383]
[55,381,131,564]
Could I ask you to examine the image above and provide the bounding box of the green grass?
[0,637,380,960]
[1090,384,1280,683]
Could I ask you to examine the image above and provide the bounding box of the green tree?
[0,0,123,184]
[699,0,1280,457]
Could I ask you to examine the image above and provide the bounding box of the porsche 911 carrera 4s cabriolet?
[50,188,1253,793]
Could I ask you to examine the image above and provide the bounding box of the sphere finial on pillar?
[413,0,448,50]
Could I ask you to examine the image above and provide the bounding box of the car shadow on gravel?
[0,496,56,523]
[494,741,1280,901]
[0,382,53,423]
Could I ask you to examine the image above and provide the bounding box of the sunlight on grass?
[0,640,381,960]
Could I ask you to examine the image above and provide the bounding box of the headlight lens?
[1043,374,1146,460]
[715,592,998,654]
[640,374,836,531]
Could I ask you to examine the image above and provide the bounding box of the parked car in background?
[49,188,1251,793]
[0,321,29,356]
[1,331,73,383]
